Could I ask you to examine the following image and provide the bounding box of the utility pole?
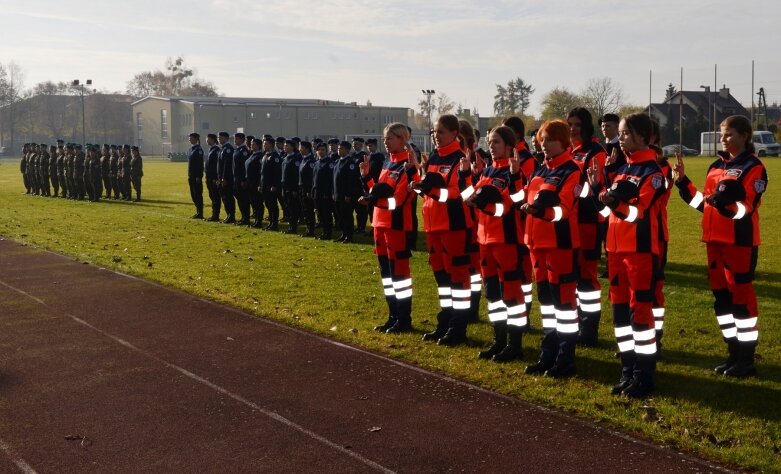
[422,89,435,152]
[73,79,92,145]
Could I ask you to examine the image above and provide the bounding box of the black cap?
[352,137,365,143]
[109,144,117,149]
[470,185,503,209]
[123,144,130,149]
[56,139,64,144]
[531,189,561,210]
[366,138,378,145]
[327,138,339,145]
[218,131,230,138]
[131,146,139,151]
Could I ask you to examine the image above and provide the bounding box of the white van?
[700,131,779,156]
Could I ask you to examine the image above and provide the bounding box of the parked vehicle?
[701,130,779,156]
[662,144,698,157]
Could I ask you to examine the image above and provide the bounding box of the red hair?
[536,120,571,149]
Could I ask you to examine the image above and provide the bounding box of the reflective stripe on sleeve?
[460,186,475,200]
[437,188,449,202]
[551,206,563,222]
[689,191,704,209]
[732,201,747,219]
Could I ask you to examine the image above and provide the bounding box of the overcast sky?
[2,0,780,117]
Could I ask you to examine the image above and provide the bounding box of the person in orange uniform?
[674,115,767,377]
[464,126,528,362]
[567,107,607,346]
[521,120,582,378]
[358,122,419,334]
[502,116,539,322]
[412,114,475,346]
[650,120,672,351]
[459,119,484,324]
[596,113,665,398]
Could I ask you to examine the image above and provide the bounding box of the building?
[649,86,749,148]
[132,96,415,155]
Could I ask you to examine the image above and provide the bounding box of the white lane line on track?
[0,438,38,474]
[0,279,396,474]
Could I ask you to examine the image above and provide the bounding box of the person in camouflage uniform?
[130,145,143,201]
[40,144,51,196]
[29,144,40,195]
[64,143,74,199]
[109,144,120,199]
[101,145,112,199]
[83,145,94,201]
[20,143,30,194]
[74,144,86,200]
[49,145,59,197]
[120,144,132,200]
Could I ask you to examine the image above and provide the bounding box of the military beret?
[30,142,37,146]
[103,143,110,147]
[262,135,275,144]
[339,140,352,149]
[291,136,301,143]
[251,138,262,146]
[189,133,200,139]
[235,132,246,140]
[711,179,745,207]
[246,135,255,142]
[352,137,365,143]
[275,136,285,143]
[316,142,327,149]
[123,144,130,149]
[56,139,64,144]
[366,138,378,145]
[131,146,139,151]
[607,179,639,204]
[218,131,230,138]
[50,145,56,150]
[207,133,218,141]
[300,141,312,149]
[284,139,296,147]
[327,138,339,145]
[312,138,324,144]
[76,144,82,149]
[531,189,561,210]
[110,144,117,149]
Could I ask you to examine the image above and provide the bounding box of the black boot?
[545,334,577,378]
[611,351,637,395]
[422,309,450,341]
[525,331,558,374]
[478,322,507,359]
[714,339,739,374]
[437,309,468,346]
[622,355,656,398]
[387,295,413,334]
[723,344,757,377]
[492,327,523,362]
[375,293,398,332]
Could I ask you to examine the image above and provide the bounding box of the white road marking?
[0,438,38,474]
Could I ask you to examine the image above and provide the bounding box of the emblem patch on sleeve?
[651,175,663,189]
[754,179,767,193]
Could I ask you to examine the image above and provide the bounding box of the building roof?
[131,96,405,109]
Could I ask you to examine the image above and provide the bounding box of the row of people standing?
[363,111,766,399]
[186,132,393,243]
[19,141,143,201]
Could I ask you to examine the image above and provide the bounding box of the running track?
[0,239,730,473]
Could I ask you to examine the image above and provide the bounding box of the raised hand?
[672,152,685,182]
[509,148,520,174]
[359,155,369,177]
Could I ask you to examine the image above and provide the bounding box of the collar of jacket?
[545,150,573,169]
[718,149,754,164]
[390,150,409,163]
[626,148,658,164]
[437,140,461,156]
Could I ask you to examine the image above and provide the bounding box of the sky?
[1,0,780,118]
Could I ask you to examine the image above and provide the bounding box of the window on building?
[136,112,143,141]
[312,112,318,120]
[160,109,169,140]
[202,122,210,130]
[284,112,291,119]
[250,112,256,119]
[233,116,239,123]
[354,112,358,119]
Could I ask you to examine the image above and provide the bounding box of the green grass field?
[1,156,779,471]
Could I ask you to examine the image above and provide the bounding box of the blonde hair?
[384,122,410,143]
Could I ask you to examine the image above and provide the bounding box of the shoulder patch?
[627,176,641,186]
[725,168,743,178]
[651,175,663,189]
[754,179,767,193]
[544,176,561,186]
[349,164,355,170]
[491,178,507,189]
[439,166,452,175]
[388,171,401,180]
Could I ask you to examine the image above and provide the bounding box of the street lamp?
[73,79,92,145]
[700,85,716,155]
[421,89,435,130]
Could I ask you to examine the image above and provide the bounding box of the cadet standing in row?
[188,133,205,219]
[205,133,222,221]
[130,146,143,201]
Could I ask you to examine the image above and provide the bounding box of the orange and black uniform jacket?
[524,151,581,250]
[676,151,767,247]
[362,150,419,231]
[572,138,607,224]
[603,148,665,255]
[419,141,473,232]
[469,159,525,245]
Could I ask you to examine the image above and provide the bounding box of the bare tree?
[417,91,456,128]
[580,77,624,120]
[0,62,27,152]
[125,56,219,98]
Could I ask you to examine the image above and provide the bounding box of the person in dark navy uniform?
[217,131,236,223]
[313,142,337,240]
[281,139,302,233]
[298,141,317,237]
[261,136,282,231]
[352,137,369,234]
[333,140,361,243]
[187,132,205,219]
[246,137,265,228]
[233,132,251,225]
[204,133,221,221]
